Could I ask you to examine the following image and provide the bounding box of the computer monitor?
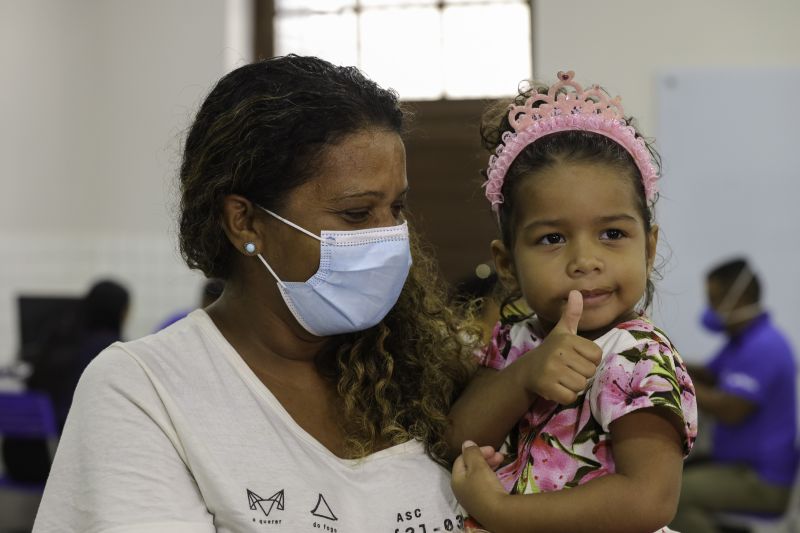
[16,295,82,362]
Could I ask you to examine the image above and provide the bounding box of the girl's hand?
[451,441,507,523]
[478,444,505,470]
[521,291,602,404]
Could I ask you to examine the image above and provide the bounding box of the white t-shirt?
[33,310,465,533]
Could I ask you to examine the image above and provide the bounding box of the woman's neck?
[205,279,334,383]
[207,279,354,458]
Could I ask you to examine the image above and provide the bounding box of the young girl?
[448,71,698,532]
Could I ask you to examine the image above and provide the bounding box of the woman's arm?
[685,363,716,386]
[452,408,684,533]
[447,293,601,458]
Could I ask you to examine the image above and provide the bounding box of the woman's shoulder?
[82,310,223,392]
[128,308,219,357]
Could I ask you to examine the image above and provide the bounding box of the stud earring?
[244,242,256,254]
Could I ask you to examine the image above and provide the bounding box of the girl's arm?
[447,292,602,457]
[452,407,684,533]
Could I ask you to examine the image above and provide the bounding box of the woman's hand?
[518,291,602,404]
[451,441,507,524]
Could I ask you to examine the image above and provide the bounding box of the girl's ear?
[646,224,660,273]
[491,239,520,293]
[220,194,262,254]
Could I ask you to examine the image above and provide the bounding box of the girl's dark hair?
[481,82,662,312]
[179,54,404,279]
[177,55,476,463]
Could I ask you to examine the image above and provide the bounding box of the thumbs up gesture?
[555,289,584,336]
[520,290,603,404]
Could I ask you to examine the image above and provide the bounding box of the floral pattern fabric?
[478,315,697,496]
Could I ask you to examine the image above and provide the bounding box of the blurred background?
[1,0,799,529]
[3,0,799,368]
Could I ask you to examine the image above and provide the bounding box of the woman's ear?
[220,195,261,254]
[646,224,660,274]
[490,239,519,293]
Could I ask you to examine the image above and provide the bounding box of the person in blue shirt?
[671,258,799,532]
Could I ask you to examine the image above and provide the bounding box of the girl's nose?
[567,243,603,276]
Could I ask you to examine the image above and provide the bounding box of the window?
[269,0,532,100]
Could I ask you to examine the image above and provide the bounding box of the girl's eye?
[537,233,565,245]
[601,229,626,240]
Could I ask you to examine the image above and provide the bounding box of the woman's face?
[259,128,409,283]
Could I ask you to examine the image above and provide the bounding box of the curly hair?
[480,81,663,313]
[178,55,477,464]
[329,230,479,463]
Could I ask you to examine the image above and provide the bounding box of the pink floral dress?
[478,315,698,497]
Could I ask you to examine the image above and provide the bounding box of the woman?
[33,55,488,532]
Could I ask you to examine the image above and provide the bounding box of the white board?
[654,68,800,363]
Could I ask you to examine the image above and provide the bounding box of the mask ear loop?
[725,303,763,324]
[718,266,754,313]
[256,205,323,242]
[256,253,287,289]
[252,204,324,289]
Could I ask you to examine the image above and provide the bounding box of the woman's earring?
[244,242,257,255]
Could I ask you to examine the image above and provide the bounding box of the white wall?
[0,0,252,365]
[534,0,800,138]
[534,0,800,361]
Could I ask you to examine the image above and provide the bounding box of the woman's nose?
[376,206,403,228]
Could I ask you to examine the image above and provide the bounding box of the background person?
[671,258,799,532]
[2,279,129,484]
[26,279,130,431]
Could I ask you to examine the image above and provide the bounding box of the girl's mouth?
[579,289,613,306]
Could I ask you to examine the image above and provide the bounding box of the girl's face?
[493,160,658,339]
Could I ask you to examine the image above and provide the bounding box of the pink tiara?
[484,70,659,213]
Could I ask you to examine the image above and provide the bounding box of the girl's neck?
[538,309,642,341]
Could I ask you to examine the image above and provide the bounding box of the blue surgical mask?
[700,307,726,333]
[255,206,412,336]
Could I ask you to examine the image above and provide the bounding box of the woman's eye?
[537,233,565,245]
[391,202,406,219]
[341,210,370,222]
[601,229,626,240]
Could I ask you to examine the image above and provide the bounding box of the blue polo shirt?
[707,313,799,486]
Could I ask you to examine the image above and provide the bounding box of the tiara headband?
[484,70,659,213]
